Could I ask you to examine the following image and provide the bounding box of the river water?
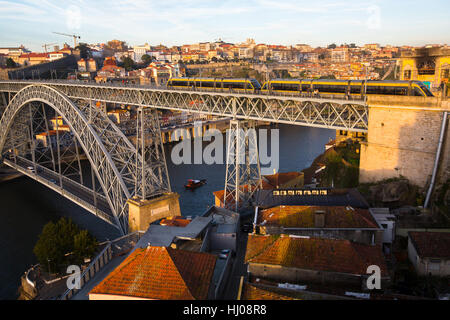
[0,124,334,299]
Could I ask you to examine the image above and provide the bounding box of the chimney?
[314,210,325,228]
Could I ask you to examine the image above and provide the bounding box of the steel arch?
[0,85,135,234]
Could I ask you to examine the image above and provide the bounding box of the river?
[0,123,334,299]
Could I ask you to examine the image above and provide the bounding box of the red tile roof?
[241,283,296,300]
[263,172,303,188]
[160,216,191,227]
[90,247,216,299]
[258,205,379,229]
[408,232,450,259]
[245,234,388,276]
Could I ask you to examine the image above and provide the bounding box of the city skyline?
[1,0,449,51]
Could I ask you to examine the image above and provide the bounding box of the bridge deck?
[0,80,369,132]
[3,157,117,229]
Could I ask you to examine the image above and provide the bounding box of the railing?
[0,79,366,101]
[60,242,112,300]
[59,231,144,300]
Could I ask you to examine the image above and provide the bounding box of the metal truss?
[0,80,369,132]
[223,120,262,212]
[135,107,171,199]
[0,84,166,234]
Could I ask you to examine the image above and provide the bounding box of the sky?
[0,0,449,51]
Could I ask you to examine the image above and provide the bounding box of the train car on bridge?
[167,77,261,93]
[261,79,434,97]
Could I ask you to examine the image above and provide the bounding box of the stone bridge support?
[359,96,450,189]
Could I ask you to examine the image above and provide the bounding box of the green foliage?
[75,43,91,60]
[74,230,97,263]
[327,43,337,49]
[121,56,135,71]
[320,142,361,188]
[33,218,98,273]
[6,57,16,68]
[141,54,153,65]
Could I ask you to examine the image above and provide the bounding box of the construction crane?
[52,32,81,48]
[42,43,57,53]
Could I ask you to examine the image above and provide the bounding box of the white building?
[370,208,396,254]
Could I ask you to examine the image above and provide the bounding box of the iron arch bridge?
[0,84,170,234]
[0,80,369,132]
[0,80,369,233]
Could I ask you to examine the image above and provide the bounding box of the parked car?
[219,254,228,259]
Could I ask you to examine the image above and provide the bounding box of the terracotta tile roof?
[258,206,379,229]
[245,234,388,277]
[263,172,303,188]
[213,184,253,206]
[408,232,450,259]
[160,216,191,227]
[241,283,296,300]
[90,247,216,299]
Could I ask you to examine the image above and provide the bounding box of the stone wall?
[360,96,450,188]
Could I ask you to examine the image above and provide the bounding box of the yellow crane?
[42,43,57,53]
[52,32,81,48]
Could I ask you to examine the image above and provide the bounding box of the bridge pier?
[359,97,450,189]
[223,119,262,212]
[127,193,181,232]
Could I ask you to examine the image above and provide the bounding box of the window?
[350,85,362,94]
[381,223,388,229]
[428,259,441,271]
[200,81,214,88]
[442,69,449,79]
[404,70,412,80]
[413,86,424,96]
[395,86,408,95]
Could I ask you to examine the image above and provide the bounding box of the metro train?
[261,79,434,97]
[166,77,434,97]
[167,77,261,92]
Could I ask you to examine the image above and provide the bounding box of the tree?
[75,43,91,60]
[73,230,97,263]
[6,58,16,68]
[141,54,153,65]
[327,43,337,49]
[121,56,135,71]
[33,218,98,273]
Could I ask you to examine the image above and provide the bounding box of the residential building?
[370,208,396,253]
[254,205,383,245]
[18,53,49,66]
[47,51,67,61]
[238,282,297,300]
[262,171,304,189]
[331,48,349,63]
[107,109,130,124]
[253,188,370,209]
[201,206,240,252]
[245,234,390,290]
[89,246,217,300]
[35,130,73,149]
[407,231,450,276]
[398,46,450,89]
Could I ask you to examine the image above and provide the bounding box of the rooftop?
[134,215,212,248]
[263,171,303,188]
[253,188,369,209]
[408,231,450,259]
[89,246,216,300]
[240,282,296,300]
[245,234,388,277]
[257,205,379,229]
